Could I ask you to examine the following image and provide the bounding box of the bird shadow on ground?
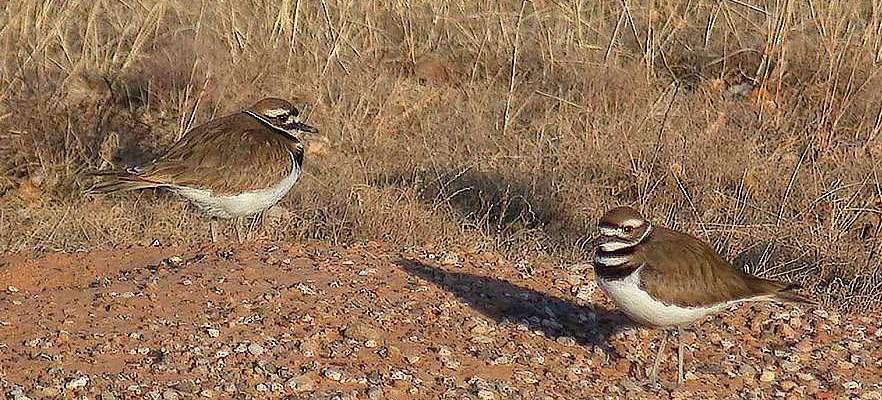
[394,259,633,357]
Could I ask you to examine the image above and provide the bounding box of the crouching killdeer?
[593,206,814,387]
[86,97,319,241]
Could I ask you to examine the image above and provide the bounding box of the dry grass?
[1,0,882,311]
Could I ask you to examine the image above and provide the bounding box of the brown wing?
[138,113,301,195]
[637,227,781,307]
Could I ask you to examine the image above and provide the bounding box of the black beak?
[292,121,319,135]
[291,122,318,139]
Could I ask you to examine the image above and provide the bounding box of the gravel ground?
[0,241,880,399]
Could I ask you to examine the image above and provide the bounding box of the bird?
[86,97,319,242]
[592,206,814,387]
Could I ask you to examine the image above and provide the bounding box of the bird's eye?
[622,226,634,234]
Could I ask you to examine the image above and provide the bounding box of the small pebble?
[66,376,90,389]
[247,343,265,356]
[323,368,343,381]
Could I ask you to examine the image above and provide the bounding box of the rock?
[367,386,383,400]
[862,391,882,400]
[7,386,25,399]
[777,323,796,339]
[286,374,316,392]
[514,370,538,384]
[573,285,594,300]
[161,389,179,400]
[740,364,758,379]
[247,343,266,356]
[843,381,861,390]
[781,360,801,372]
[323,368,343,381]
[440,356,460,370]
[206,328,220,338]
[215,347,231,358]
[299,339,319,357]
[38,387,62,398]
[477,389,496,400]
[621,379,640,391]
[435,346,452,356]
[99,392,118,400]
[797,373,815,381]
[556,336,576,346]
[172,381,197,393]
[66,376,89,390]
[343,323,381,342]
[470,335,494,344]
[759,370,776,383]
[405,355,421,364]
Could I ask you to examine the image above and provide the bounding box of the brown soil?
[0,242,880,399]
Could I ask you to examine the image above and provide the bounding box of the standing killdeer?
[593,206,813,386]
[86,97,319,241]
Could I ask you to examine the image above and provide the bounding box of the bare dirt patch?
[0,241,879,399]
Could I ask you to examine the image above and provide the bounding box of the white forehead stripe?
[263,108,289,117]
[599,227,620,236]
[620,218,644,228]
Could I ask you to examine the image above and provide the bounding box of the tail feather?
[774,282,817,306]
[84,171,163,195]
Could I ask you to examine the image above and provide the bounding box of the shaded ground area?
[0,242,880,399]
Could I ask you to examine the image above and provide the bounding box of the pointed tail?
[83,170,163,195]
[773,282,817,306]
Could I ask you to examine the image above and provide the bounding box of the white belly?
[173,152,301,219]
[597,266,727,327]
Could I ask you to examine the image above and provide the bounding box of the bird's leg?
[210,218,218,243]
[649,328,669,388]
[677,326,685,386]
[234,217,245,244]
[247,212,262,241]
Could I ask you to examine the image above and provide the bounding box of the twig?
[503,0,529,136]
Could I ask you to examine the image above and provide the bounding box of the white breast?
[596,266,729,327]
[174,152,301,219]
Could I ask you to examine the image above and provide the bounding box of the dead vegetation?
[1,0,881,311]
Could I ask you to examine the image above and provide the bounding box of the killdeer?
[86,97,319,241]
[593,206,813,387]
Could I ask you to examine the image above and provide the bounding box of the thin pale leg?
[677,326,685,385]
[246,212,262,241]
[210,219,218,243]
[649,329,669,388]
[234,217,244,244]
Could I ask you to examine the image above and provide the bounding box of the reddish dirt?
[0,241,880,399]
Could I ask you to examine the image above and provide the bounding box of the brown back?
[139,112,304,195]
[633,227,786,307]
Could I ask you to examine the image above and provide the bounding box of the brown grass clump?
[1,0,881,311]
